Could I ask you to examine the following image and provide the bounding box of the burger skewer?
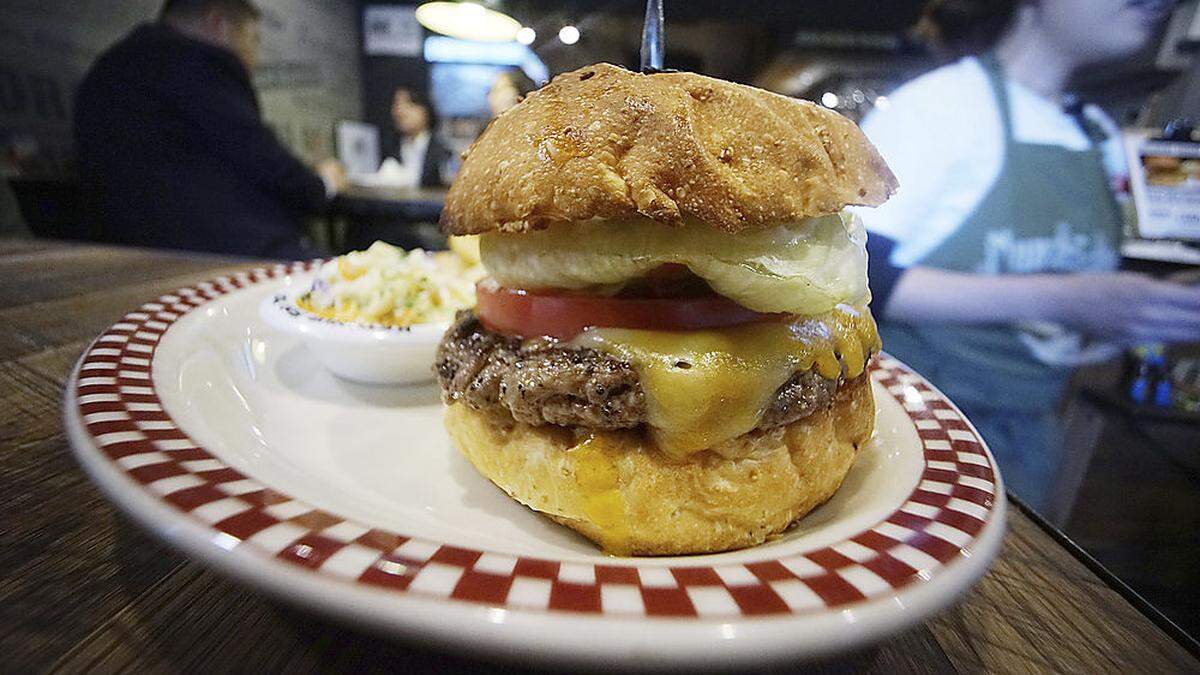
[640,0,665,73]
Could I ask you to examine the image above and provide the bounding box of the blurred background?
[4,1,1199,250]
[2,0,1199,640]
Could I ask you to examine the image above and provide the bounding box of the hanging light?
[558,25,580,45]
[515,26,536,45]
[415,2,522,43]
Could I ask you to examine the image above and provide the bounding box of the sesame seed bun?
[441,63,897,236]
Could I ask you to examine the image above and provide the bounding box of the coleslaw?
[298,239,483,327]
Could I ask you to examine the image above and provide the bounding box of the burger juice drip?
[572,306,880,459]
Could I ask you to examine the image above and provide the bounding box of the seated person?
[386,88,451,189]
[74,0,343,259]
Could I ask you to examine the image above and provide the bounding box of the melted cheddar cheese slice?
[572,306,880,459]
[570,433,634,555]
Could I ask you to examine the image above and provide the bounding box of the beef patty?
[436,310,855,432]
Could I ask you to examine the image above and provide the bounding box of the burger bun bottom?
[444,376,874,556]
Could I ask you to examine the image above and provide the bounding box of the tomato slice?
[475,281,781,340]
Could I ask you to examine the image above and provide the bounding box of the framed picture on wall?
[1121,130,1200,265]
[336,121,381,178]
[1125,130,1200,242]
[364,5,422,57]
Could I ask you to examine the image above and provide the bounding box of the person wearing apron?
[880,54,1121,508]
[858,0,1200,511]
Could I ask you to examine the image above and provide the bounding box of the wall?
[0,0,361,179]
[1154,57,1200,127]
[534,15,765,84]
[254,0,362,163]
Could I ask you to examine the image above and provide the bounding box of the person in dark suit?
[388,88,451,189]
[74,0,344,259]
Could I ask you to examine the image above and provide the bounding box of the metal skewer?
[640,0,664,73]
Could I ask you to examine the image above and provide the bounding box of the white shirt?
[855,56,1128,268]
[395,130,431,189]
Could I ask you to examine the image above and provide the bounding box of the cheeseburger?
[435,64,897,556]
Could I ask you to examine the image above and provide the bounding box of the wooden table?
[326,185,447,253]
[3,239,1198,673]
[330,185,446,224]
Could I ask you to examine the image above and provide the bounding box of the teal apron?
[879,55,1122,509]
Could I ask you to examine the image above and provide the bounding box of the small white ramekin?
[258,279,448,386]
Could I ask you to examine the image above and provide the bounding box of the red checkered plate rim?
[64,262,1006,667]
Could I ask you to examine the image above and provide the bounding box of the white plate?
[63,263,1006,669]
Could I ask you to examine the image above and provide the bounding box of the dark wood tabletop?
[330,184,446,222]
[3,239,1198,673]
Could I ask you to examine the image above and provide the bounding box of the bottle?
[1128,345,1153,404]
[1145,344,1169,407]
[1153,364,1173,407]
